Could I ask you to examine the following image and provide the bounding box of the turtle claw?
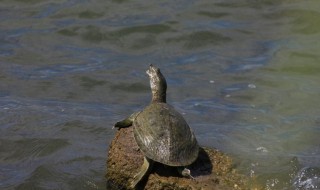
[112,122,122,130]
[112,123,119,130]
[178,167,196,180]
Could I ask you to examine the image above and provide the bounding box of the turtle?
[114,64,199,188]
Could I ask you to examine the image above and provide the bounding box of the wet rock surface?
[106,126,249,190]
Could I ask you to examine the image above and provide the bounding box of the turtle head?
[146,64,167,103]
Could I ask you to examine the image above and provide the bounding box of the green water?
[1,0,320,189]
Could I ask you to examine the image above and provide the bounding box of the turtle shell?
[133,102,199,166]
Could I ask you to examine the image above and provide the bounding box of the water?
[1,0,320,189]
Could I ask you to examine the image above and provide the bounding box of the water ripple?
[223,40,283,72]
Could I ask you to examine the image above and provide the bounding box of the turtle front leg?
[113,118,132,129]
[113,112,140,129]
[130,157,153,188]
[177,167,195,180]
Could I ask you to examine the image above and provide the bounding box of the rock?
[106,126,249,190]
